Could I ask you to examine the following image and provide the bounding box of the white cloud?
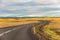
[49,10,60,12]
[1,0,32,3]
[0,13,12,17]
[34,0,60,5]
[34,0,51,4]
[26,14,45,17]
[0,3,7,8]
[5,6,20,11]
[26,6,41,11]
[44,10,60,14]
[0,0,60,17]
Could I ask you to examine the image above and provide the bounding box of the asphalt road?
[0,21,50,40]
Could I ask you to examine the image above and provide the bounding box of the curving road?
[0,23,39,40]
[0,21,50,40]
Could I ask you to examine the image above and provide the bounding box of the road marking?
[0,27,22,37]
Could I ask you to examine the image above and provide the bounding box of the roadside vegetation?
[32,20,60,40]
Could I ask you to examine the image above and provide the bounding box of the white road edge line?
[0,27,22,37]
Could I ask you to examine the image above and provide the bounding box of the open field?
[0,17,60,40]
[32,20,60,40]
[0,18,39,28]
[43,21,60,40]
[0,17,60,28]
[0,17,60,21]
[45,20,60,29]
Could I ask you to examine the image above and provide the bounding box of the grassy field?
[45,20,60,29]
[43,21,60,40]
[0,18,39,28]
[0,17,60,28]
[31,17,60,40]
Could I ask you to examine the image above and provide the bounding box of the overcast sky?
[0,0,60,17]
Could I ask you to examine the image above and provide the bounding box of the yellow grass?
[31,17,60,40]
[45,21,60,29]
[43,27,60,40]
[0,18,39,28]
[43,20,60,40]
[0,17,60,28]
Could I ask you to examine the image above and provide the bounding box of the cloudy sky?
[0,0,60,17]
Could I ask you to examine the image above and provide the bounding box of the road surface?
[0,21,50,40]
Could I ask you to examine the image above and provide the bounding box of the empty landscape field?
[43,21,60,40]
[0,17,60,40]
[32,18,60,40]
[0,18,39,28]
[0,17,60,28]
